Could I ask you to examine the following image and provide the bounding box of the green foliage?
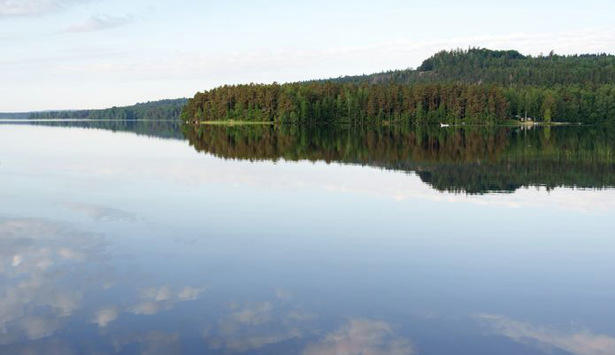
[184,48,615,124]
[326,48,615,87]
[182,83,510,124]
[28,99,188,120]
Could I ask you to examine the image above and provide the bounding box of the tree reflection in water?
[182,124,615,194]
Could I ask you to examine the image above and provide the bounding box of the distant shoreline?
[185,119,582,127]
[0,117,584,127]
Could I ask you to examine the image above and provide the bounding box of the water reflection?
[203,300,311,352]
[0,119,183,140]
[5,119,614,194]
[0,218,105,342]
[476,314,615,355]
[0,217,206,354]
[0,214,411,353]
[182,124,615,194]
[1,122,614,354]
[302,319,415,355]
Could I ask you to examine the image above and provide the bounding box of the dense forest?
[324,48,615,86]
[182,124,615,194]
[27,99,187,120]
[182,48,615,124]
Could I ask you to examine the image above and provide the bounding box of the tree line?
[182,82,615,124]
[28,99,187,120]
[183,48,615,124]
[325,48,615,87]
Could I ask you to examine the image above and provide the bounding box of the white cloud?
[0,218,100,342]
[203,296,317,352]
[64,202,136,222]
[20,316,61,340]
[177,286,205,301]
[0,216,203,347]
[128,285,205,316]
[142,285,174,302]
[302,318,414,355]
[92,307,118,328]
[0,0,91,18]
[64,14,134,33]
[129,301,165,316]
[232,302,273,326]
[50,28,615,83]
[476,314,615,355]
[3,26,615,111]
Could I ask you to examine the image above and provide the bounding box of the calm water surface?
[1,121,614,354]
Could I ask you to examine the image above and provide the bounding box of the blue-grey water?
[1,121,614,355]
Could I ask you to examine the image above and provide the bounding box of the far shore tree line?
[182,48,615,124]
[181,82,615,124]
[28,99,187,120]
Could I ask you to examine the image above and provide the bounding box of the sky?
[2,0,615,112]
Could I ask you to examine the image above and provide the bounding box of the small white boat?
[440,123,450,128]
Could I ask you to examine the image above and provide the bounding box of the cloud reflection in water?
[476,314,615,355]
[0,216,206,352]
[303,318,415,355]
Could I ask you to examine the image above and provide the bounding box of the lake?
[1,120,614,355]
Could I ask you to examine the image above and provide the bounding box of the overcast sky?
[2,0,615,111]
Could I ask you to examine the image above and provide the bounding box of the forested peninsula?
[182,48,615,124]
[27,99,187,120]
